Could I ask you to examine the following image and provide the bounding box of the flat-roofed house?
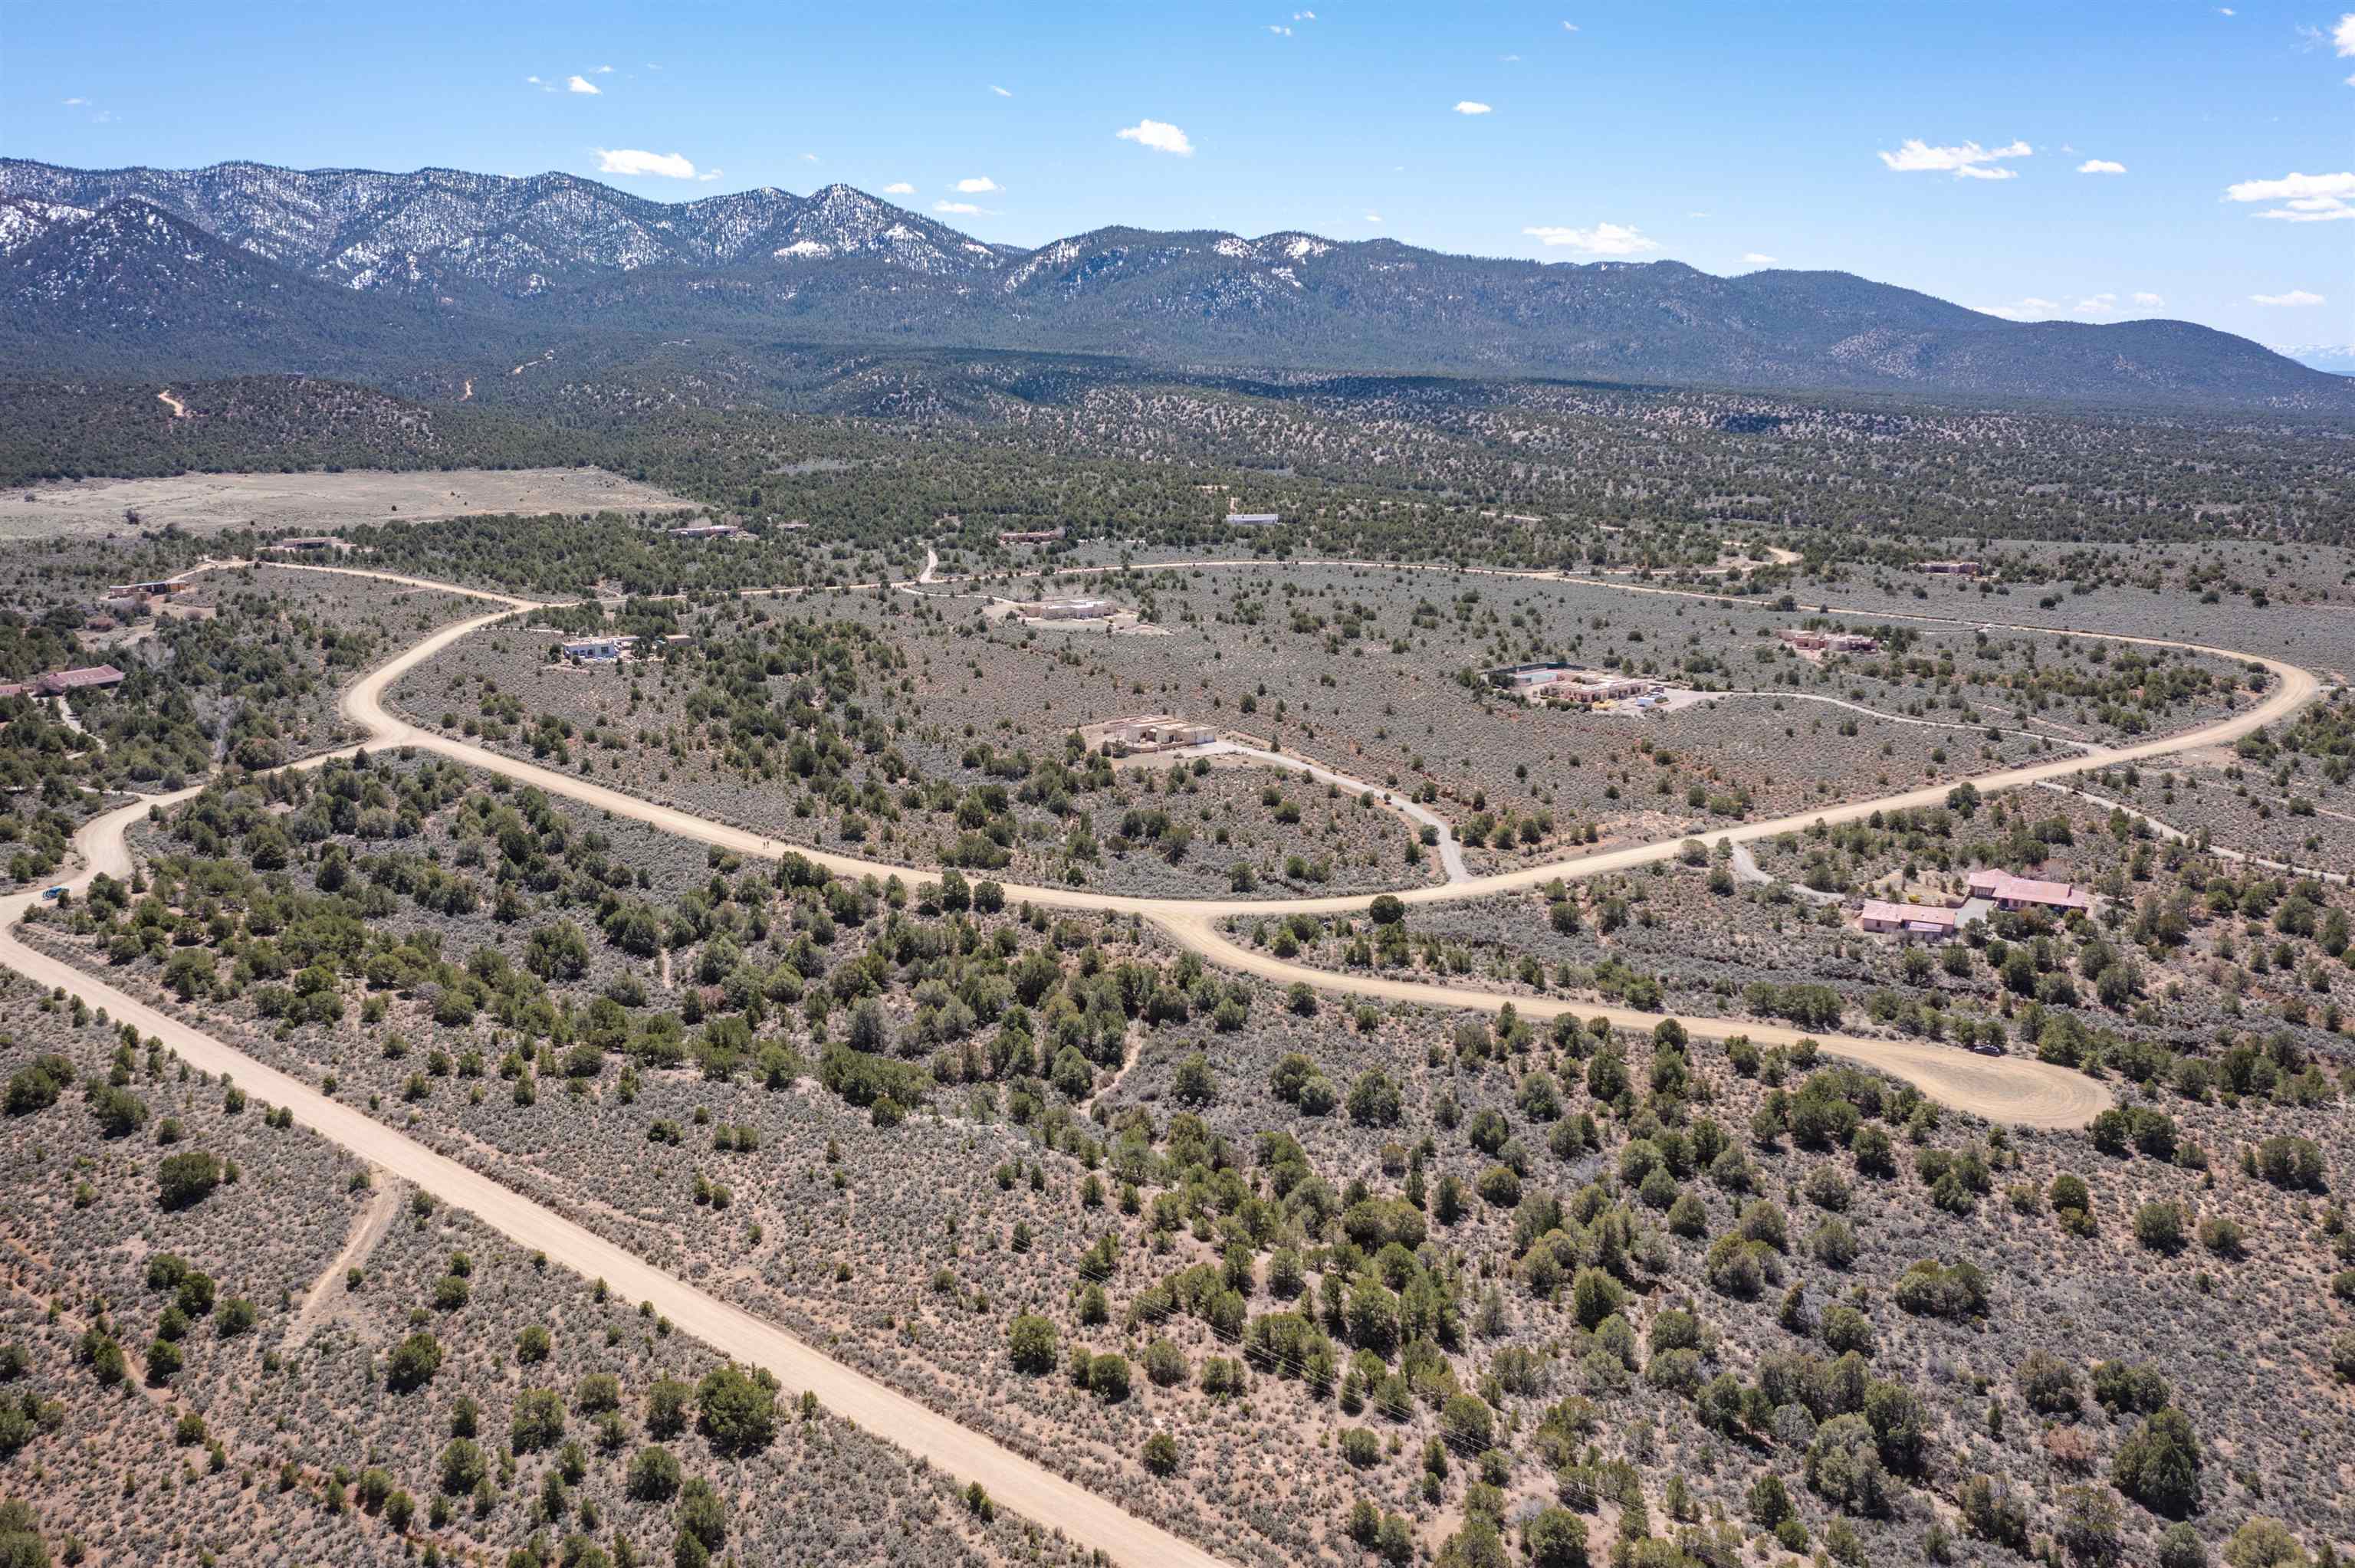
[1859,899,1961,943]
[1035,597,1115,621]
[1966,869,2092,914]
[1777,628,1880,654]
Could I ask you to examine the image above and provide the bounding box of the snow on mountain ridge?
[0,161,1003,297]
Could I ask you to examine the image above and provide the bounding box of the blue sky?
[10,1,2350,349]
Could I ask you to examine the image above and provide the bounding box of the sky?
[8,1,2350,351]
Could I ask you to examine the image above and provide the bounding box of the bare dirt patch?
[0,467,699,541]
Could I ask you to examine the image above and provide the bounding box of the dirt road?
[0,546,2314,1561]
[328,556,2316,924]
[1150,914,2112,1129]
[297,554,2314,1124]
[0,800,1227,1568]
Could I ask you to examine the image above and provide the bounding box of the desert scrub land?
[18,752,1407,1561]
[18,750,2355,1566]
[0,996,1089,1568]
[1272,785,2355,1074]
[388,565,2257,894]
[0,563,485,890]
[903,560,2253,868]
[2054,693,2355,873]
[390,593,1433,898]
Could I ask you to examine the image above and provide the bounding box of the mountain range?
[3,158,2348,413]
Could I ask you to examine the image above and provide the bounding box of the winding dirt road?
[328,559,2316,923]
[0,548,2323,1565]
[295,555,2314,1122]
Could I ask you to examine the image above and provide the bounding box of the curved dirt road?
[1151,913,2113,1129]
[299,554,2314,1126]
[0,548,2310,1560]
[331,559,2317,922]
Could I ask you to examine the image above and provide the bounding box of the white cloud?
[1295,9,1315,18]
[1364,212,1382,224]
[800,153,819,163]
[2077,159,2127,175]
[2216,5,2233,11]
[2133,291,2165,307]
[1562,20,1580,30]
[2337,12,2355,52]
[698,169,723,183]
[2252,289,2326,306]
[1743,252,1779,265]
[593,149,699,179]
[1980,292,2166,321]
[1269,25,1292,34]
[936,201,989,215]
[1523,221,1659,255]
[1877,138,2031,178]
[61,97,86,107]
[883,182,915,195]
[1454,100,1493,115]
[566,74,600,94]
[2225,169,2355,222]
[593,64,614,74]
[953,176,1002,193]
[989,84,1013,97]
[1115,119,1194,156]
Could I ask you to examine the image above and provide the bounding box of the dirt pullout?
[0,467,699,542]
[288,1171,405,1345]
